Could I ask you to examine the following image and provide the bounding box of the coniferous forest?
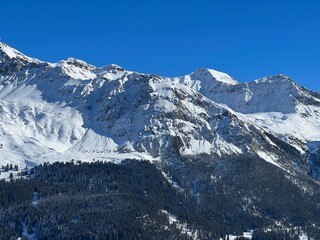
[0,159,320,239]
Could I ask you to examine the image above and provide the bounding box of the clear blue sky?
[1,0,320,91]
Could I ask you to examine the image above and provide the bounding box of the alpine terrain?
[0,42,320,239]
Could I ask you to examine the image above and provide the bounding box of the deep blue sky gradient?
[1,0,320,91]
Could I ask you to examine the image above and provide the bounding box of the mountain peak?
[0,42,40,63]
[101,64,124,72]
[254,74,293,84]
[0,42,20,60]
[58,57,96,70]
[190,68,238,85]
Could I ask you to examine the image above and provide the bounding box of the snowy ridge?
[0,42,41,63]
[55,58,97,80]
[0,42,319,178]
[200,74,320,153]
[170,68,238,100]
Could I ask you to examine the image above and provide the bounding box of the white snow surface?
[0,42,320,173]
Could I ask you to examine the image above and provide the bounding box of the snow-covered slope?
[0,42,318,178]
[188,73,320,153]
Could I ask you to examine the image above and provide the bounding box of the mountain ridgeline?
[1,42,320,239]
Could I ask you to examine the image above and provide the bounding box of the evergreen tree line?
[0,158,320,239]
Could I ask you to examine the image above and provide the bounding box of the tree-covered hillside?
[0,159,320,239]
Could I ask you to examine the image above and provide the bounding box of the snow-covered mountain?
[0,42,319,178]
[3,42,320,235]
